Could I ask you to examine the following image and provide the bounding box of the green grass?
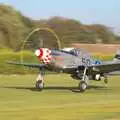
[0,74,120,120]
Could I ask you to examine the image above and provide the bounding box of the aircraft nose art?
[35,48,52,64]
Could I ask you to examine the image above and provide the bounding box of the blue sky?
[0,0,120,32]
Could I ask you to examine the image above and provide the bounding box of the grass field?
[0,74,120,120]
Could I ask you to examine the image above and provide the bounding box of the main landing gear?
[35,68,44,90]
[78,67,88,92]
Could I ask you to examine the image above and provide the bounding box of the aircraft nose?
[35,48,52,64]
[35,48,43,59]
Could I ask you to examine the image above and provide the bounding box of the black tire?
[104,78,108,84]
[35,80,44,90]
[78,81,87,92]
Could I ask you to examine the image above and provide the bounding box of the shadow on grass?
[0,85,107,93]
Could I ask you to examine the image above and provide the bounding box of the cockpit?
[61,47,93,62]
[61,48,78,56]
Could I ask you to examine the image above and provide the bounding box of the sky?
[0,0,120,33]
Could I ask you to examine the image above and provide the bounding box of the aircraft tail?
[113,50,120,61]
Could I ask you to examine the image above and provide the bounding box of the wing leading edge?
[6,61,120,74]
[89,62,120,73]
[6,61,46,68]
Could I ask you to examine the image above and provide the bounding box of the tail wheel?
[104,78,108,84]
[103,75,108,84]
[36,80,44,90]
[78,81,87,92]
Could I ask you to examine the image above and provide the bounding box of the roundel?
[95,60,102,65]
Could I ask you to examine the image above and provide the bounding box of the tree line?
[0,4,120,51]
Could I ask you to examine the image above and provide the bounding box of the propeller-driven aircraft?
[7,48,120,92]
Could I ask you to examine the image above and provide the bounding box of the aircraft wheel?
[35,80,44,90]
[78,81,87,92]
[104,78,108,84]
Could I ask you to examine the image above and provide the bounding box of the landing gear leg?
[78,67,88,92]
[35,68,44,90]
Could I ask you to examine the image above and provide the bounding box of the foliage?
[0,4,30,50]
[0,4,119,51]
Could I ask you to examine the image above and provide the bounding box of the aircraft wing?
[90,62,120,73]
[6,61,46,69]
[7,61,120,74]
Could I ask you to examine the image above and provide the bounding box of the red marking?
[46,55,49,58]
[44,58,48,61]
[47,50,50,53]
[48,57,51,60]
[38,48,43,59]
[36,48,52,64]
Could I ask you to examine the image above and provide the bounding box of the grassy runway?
[0,74,120,120]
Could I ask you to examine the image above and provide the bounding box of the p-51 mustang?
[7,48,120,92]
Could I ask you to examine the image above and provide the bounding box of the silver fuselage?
[46,49,93,73]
